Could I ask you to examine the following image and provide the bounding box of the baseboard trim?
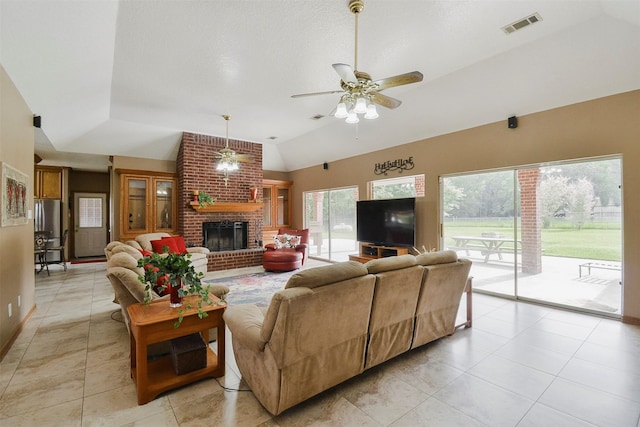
[0,304,36,362]
[622,315,640,325]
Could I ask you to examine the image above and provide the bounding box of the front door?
[74,192,107,257]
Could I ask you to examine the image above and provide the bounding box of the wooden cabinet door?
[154,177,177,234]
[122,175,150,235]
[36,168,62,199]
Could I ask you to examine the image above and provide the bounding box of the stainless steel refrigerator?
[34,199,62,262]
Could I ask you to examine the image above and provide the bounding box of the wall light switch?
[8,303,12,318]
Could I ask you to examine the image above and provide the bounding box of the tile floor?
[1,262,639,426]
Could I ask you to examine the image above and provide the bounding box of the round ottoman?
[263,250,303,272]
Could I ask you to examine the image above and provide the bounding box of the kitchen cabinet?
[35,166,62,199]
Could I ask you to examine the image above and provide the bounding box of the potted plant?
[197,191,216,208]
[137,248,219,327]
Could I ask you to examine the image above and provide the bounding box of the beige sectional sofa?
[223,250,472,415]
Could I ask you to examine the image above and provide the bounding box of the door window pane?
[79,197,103,228]
[304,187,358,262]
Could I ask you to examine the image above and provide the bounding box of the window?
[79,197,103,228]
[370,174,425,199]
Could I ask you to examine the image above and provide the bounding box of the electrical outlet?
[8,303,12,318]
[18,295,21,307]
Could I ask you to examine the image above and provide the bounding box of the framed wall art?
[1,162,29,226]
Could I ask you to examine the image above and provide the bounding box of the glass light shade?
[335,102,349,118]
[364,104,379,119]
[345,111,360,124]
[354,97,367,114]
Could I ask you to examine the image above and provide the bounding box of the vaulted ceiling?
[1,0,639,172]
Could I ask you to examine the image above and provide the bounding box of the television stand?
[348,242,410,264]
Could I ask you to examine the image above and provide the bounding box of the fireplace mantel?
[189,201,263,213]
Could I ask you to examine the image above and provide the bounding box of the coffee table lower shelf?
[131,347,223,404]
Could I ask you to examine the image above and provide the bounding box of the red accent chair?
[263,228,309,272]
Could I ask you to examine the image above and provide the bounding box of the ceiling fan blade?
[291,90,344,98]
[371,92,402,109]
[374,71,423,91]
[332,63,358,84]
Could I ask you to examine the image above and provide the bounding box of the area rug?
[205,270,298,307]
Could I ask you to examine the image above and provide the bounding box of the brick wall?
[177,132,264,271]
[518,168,542,274]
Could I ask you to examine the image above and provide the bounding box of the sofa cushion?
[285,261,368,290]
[365,254,417,274]
[274,234,301,249]
[135,232,171,251]
[416,250,458,266]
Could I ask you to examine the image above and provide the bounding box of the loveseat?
[223,250,472,415]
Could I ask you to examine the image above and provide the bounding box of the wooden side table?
[127,294,226,405]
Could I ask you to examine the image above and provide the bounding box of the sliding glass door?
[304,187,359,262]
[441,157,622,316]
[442,169,518,298]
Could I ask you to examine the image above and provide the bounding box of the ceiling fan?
[215,115,251,186]
[291,0,423,123]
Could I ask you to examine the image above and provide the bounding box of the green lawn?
[444,222,621,261]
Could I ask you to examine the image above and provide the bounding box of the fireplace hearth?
[203,221,248,252]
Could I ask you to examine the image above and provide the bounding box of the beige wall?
[290,90,640,322]
[0,66,36,354]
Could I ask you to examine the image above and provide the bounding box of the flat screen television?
[356,197,416,247]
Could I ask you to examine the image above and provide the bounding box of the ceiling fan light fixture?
[346,111,360,124]
[216,115,240,186]
[354,97,367,114]
[364,103,378,119]
[335,102,349,118]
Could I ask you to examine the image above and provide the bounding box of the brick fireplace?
[177,132,264,271]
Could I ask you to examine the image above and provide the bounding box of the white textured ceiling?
[2,0,639,172]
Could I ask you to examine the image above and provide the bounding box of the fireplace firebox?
[203,221,248,252]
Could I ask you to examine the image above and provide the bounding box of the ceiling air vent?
[502,13,542,34]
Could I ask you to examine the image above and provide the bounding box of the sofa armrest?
[264,243,277,251]
[187,247,210,255]
[224,304,268,352]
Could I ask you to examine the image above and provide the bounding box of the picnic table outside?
[449,235,521,263]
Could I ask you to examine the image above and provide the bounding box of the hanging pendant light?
[216,115,239,186]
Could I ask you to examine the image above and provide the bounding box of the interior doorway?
[73,192,108,258]
[441,157,622,317]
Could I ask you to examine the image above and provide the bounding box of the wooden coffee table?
[127,294,226,404]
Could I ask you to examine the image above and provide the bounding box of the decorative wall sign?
[374,156,415,175]
[1,162,29,226]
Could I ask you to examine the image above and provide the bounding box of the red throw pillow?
[150,239,178,254]
[137,248,153,257]
[163,236,187,254]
